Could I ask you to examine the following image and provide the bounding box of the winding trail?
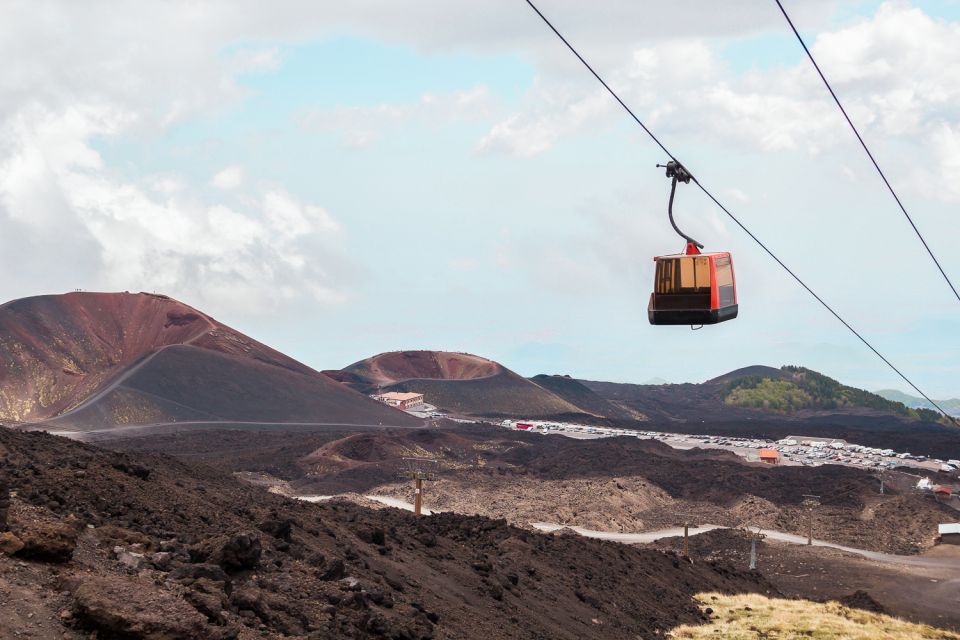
[39,420,426,442]
[339,495,960,570]
[529,522,960,569]
[48,327,211,422]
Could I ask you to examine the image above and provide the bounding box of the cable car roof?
[654,251,732,259]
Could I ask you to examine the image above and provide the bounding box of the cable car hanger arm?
[656,160,703,251]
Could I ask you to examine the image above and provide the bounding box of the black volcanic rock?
[0,425,779,640]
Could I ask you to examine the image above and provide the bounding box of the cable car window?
[716,257,733,287]
[716,256,735,306]
[656,257,711,294]
[655,260,677,294]
[693,257,710,289]
[680,257,696,289]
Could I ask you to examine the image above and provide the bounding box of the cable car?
[648,161,738,326]
[649,246,738,325]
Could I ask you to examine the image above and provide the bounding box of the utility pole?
[802,494,821,545]
[878,469,886,495]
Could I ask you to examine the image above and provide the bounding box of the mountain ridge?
[0,292,419,434]
[875,389,960,417]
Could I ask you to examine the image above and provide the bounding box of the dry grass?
[670,592,960,639]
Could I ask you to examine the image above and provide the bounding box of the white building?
[372,392,424,411]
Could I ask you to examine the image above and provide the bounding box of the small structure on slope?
[759,449,781,465]
[373,392,425,411]
[938,523,960,545]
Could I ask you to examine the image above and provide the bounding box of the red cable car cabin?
[648,243,738,325]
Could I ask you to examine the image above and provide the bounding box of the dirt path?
[531,522,726,544]
[34,420,427,442]
[353,493,960,570]
[46,327,212,422]
[530,521,960,569]
[364,495,440,515]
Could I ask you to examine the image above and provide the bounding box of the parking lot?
[499,419,960,478]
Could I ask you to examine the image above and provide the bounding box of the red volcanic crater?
[345,350,502,386]
[329,350,586,418]
[0,292,418,433]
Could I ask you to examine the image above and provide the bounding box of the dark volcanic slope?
[330,351,584,417]
[0,292,417,432]
[529,374,646,421]
[580,379,735,422]
[113,423,959,554]
[0,426,770,640]
[706,365,790,385]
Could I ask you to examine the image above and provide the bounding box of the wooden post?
[683,523,690,560]
[414,477,423,516]
[802,495,820,546]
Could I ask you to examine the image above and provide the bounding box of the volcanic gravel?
[0,426,774,639]
[113,425,958,554]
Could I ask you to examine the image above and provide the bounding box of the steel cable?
[773,0,959,304]
[523,0,957,425]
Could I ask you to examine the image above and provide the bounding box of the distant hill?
[529,375,646,421]
[328,351,588,418]
[721,366,940,421]
[875,389,960,417]
[0,292,418,434]
[581,365,946,424]
[707,365,791,385]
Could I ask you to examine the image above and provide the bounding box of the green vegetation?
[722,366,942,422]
[670,592,960,639]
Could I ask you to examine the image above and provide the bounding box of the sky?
[1,0,958,396]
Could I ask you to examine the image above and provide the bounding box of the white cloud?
[0,1,361,311]
[478,84,613,157]
[478,3,960,174]
[228,47,282,74]
[212,165,244,190]
[0,0,848,309]
[913,122,960,202]
[341,130,379,149]
[0,103,350,312]
[299,85,496,148]
[449,257,478,271]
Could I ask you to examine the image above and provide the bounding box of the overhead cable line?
[773,0,960,305]
[523,0,957,425]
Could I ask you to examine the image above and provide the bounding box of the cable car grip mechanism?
[656,160,704,253]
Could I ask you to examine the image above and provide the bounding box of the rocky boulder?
[169,562,231,587]
[73,576,216,639]
[0,531,24,555]
[258,517,293,542]
[14,520,79,563]
[191,532,262,572]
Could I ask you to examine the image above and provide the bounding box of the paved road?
[364,495,439,515]
[36,420,425,442]
[310,495,960,569]
[531,522,725,544]
[530,522,960,569]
